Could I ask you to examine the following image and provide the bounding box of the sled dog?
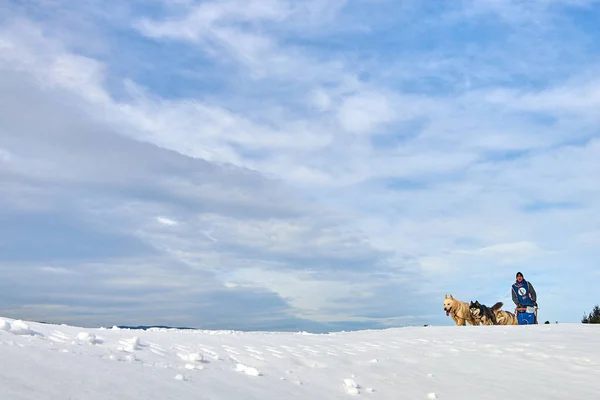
[469,300,502,325]
[494,308,519,325]
[443,294,479,326]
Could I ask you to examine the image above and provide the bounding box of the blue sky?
[1,0,599,331]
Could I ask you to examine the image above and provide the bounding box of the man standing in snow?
[512,271,538,324]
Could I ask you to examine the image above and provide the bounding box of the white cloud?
[455,241,549,264]
[136,0,293,41]
[0,29,401,328]
[135,0,350,81]
[50,54,110,103]
[337,91,398,135]
[37,266,74,275]
[309,88,333,111]
[156,217,178,226]
[484,78,600,119]
[1,0,599,329]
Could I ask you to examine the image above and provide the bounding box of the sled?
[515,306,537,325]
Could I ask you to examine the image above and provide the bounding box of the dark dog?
[469,300,503,325]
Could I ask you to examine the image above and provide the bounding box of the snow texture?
[77,332,100,345]
[0,317,598,399]
[0,320,10,331]
[9,320,32,336]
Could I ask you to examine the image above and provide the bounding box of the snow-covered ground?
[1,317,598,399]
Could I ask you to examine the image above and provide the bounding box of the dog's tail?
[491,302,503,312]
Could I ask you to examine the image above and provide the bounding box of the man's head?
[516,271,524,282]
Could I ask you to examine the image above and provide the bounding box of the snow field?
[0,317,599,399]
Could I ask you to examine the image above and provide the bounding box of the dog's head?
[443,294,455,316]
[469,301,481,317]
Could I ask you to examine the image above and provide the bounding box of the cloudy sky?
[1,0,599,331]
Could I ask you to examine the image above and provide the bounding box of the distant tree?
[581,305,600,324]
[544,321,550,324]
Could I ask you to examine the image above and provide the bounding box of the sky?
[0,0,599,332]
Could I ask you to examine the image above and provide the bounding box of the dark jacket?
[512,279,537,307]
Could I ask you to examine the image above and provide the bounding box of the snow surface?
[0,317,598,399]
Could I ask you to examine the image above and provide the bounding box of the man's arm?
[511,286,519,306]
[528,282,537,303]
